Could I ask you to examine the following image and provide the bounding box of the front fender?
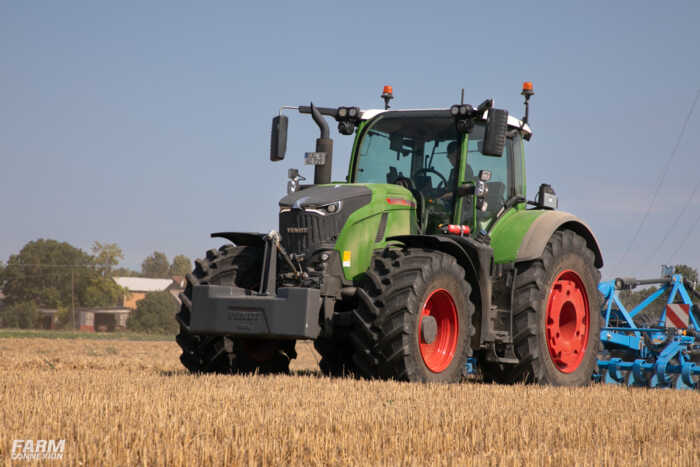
[387,234,481,280]
[387,234,494,347]
[211,232,266,248]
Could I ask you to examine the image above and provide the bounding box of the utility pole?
[71,269,75,330]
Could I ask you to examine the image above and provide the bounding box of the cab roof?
[359,108,532,137]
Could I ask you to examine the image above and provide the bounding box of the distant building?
[113,277,174,309]
[78,307,131,332]
[34,307,132,332]
[38,308,59,329]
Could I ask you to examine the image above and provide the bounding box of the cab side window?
[461,134,513,230]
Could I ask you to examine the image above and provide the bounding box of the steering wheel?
[413,168,448,191]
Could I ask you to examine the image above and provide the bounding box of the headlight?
[280,207,291,213]
[325,202,339,213]
[304,201,341,216]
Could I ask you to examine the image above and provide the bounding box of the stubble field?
[0,335,698,466]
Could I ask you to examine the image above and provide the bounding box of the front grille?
[279,210,343,256]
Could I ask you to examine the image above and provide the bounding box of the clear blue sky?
[1,1,699,280]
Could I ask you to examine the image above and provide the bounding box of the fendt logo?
[11,439,65,461]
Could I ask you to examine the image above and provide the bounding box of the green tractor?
[176,83,603,385]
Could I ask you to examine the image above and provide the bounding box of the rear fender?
[517,212,603,267]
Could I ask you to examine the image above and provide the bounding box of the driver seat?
[413,175,432,192]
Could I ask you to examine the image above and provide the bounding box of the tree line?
[2,239,698,333]
[0,239,192,332]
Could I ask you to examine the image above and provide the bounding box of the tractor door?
[352,111,461,233]
[458,125,523,232]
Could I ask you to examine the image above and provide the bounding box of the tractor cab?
[351,108,531,235]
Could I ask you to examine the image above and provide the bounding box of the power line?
[641,88,700,267]
[1,273,74,280]
[613,87,700,271]
[643,178,700,268]
[3,263,95,268]
[644,183,700,266]
[669,207,700,263]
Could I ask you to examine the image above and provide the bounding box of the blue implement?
[596,272,699,389]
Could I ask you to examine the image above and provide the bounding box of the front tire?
[175,245,296,374]
[351,248,475,383]
[314,337,356,377]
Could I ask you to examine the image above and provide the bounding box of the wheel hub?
[545,270,590,373]
[421,315,438,344]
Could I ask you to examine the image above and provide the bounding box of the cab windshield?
[353,111,517,233]
[354,113,457,190]
[353,112,458,231]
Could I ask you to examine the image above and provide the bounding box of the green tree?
[0,301,39,329]
[126,291,178,334]
[674,264,698,286]
[1,239,94,308]
[141,252,170,278]
[91,241,124,277]
[0,240,125,330]
[54,305,73,329]
[169,255,192,276]
[112,267,140,277]
[81,276,124,308]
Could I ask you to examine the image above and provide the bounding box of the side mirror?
[482,108,508,156]
[270,115,288,161]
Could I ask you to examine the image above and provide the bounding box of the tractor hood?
[278,184,372,257]
[279,184,372,212]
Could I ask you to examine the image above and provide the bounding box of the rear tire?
[175,245,296,374]
[485,230,601,386]
[351,248,475,382]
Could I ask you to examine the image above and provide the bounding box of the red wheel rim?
[545,270,590,373]
[418,288,459,373]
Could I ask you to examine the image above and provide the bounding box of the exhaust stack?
[310,103,333,185]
